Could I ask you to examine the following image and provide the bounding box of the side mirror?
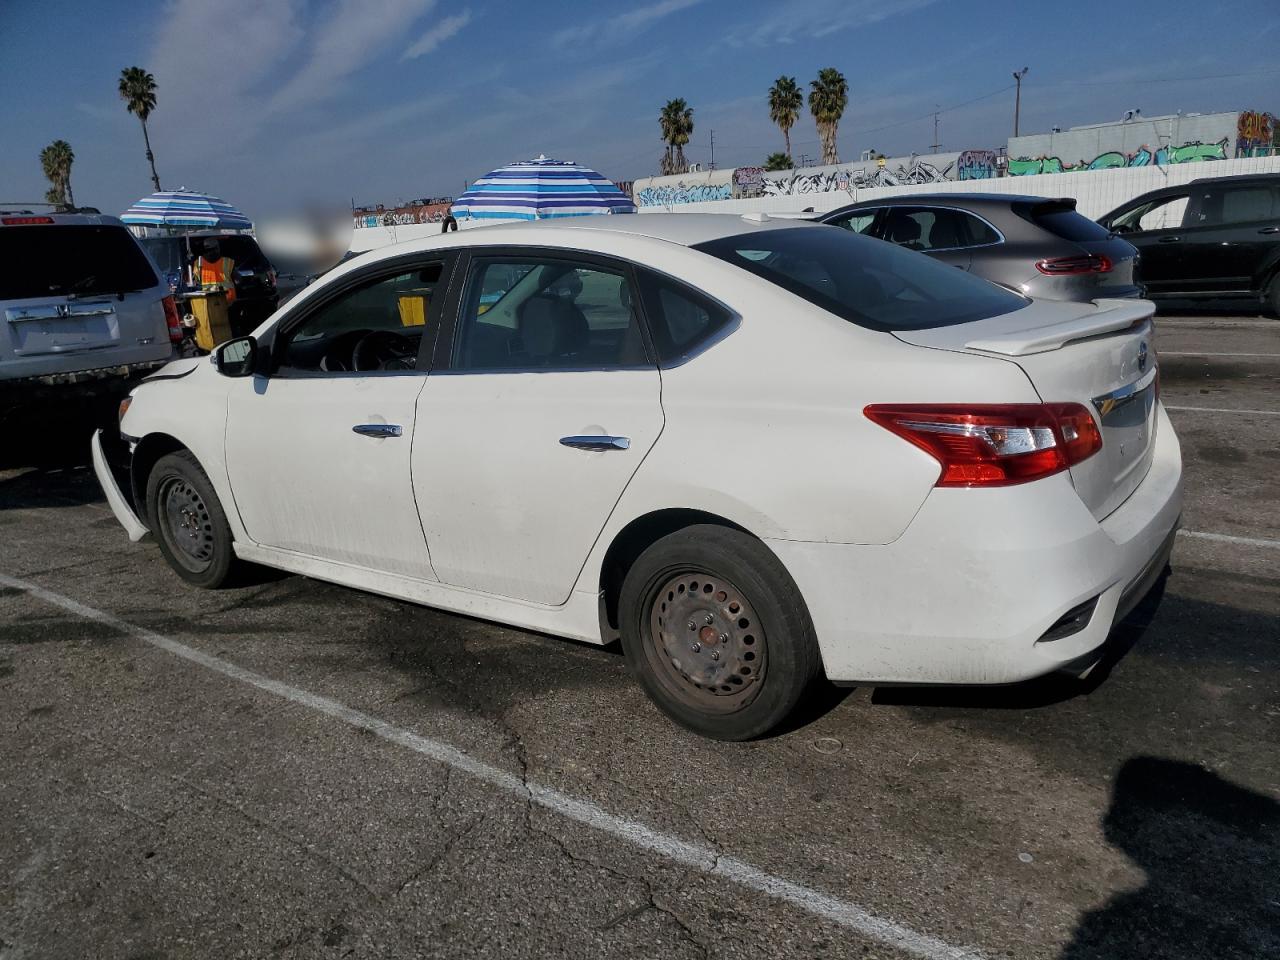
[212,336,258,377]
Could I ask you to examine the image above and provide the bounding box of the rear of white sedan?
[96,214,1181,742]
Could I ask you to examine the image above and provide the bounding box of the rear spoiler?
[964,299,1155,356]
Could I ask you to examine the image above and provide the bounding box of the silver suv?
[1,211,180,400]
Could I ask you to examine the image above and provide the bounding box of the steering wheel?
[352,330,417,371]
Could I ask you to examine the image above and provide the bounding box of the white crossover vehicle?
[94,214,1182,740]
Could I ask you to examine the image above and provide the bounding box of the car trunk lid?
[894,297,1159,520]
[1018,198,1141,297]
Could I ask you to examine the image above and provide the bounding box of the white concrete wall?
[349,216,496,252]
[634,156,1280,221]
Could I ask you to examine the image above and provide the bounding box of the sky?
[2,0,1279,218]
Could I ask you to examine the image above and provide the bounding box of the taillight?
[1035,255,1112,275]
[118,395,133,424]
[162,295,183,343]
[864,403,1103,487]
[1,215,54,225]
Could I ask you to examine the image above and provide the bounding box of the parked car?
[818,194,1142,302]
[94,214,1181,740]
[138,232,280,335]
[1099,173,1280,313]
[1,211,181,406]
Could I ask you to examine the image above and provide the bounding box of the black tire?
[146,450,241,589]
[618,524,821,741]
[1265,274,1280,318]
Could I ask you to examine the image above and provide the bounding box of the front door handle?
[560,435,630,451]
[1259,226,1280,235]
[1158,236,1182,243]
[352,423,403,438]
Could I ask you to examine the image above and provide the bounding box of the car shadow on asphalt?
[869,573,1171,711]
[1059,755,1280,959]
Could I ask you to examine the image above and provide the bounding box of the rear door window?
[1194,185,1277,226]
[0,224,158,300]
[825,210,879,235]
[637,270,733,364]
[694,227,1028,331]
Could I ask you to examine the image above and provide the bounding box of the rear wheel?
[619,525,821,740]
[146,450,241,589]
[1265,273,1280,317]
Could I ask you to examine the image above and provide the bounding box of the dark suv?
[139,232,280,335]
[818,194,1141,302]
[1099,173,1280,314]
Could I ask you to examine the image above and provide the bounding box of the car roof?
[479,212,810,246]
[833,193,1060,209]
[1187,172,1280,186]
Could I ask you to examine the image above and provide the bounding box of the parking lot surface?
[2,314,1277,960]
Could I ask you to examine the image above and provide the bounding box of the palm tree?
[119,66,161,191]
[767,76,803,162]
[764,152,791,172]
[658,98,694,176]
[39,140,75,207]
[808,68,848,166]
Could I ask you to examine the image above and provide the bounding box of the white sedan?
[94,214,1182,740]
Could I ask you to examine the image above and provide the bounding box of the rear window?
[1023,202,1112,242]
[0,225,158,301]
[693,226,1028,331]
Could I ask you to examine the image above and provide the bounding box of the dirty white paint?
[0,572,986,960]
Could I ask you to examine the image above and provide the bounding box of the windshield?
[0,224,159,300]
[693,226,1028,331]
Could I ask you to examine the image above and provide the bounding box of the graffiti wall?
[1008,139,1228,176]
[1237,112,1277,157]
[635,180,733,206]
[956,149,998,180]
[759,153,961,197]
[353,199,452,229]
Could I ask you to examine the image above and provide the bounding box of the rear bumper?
[91,429,150,543]
[0,357,173,401]
[768,403,1183,685]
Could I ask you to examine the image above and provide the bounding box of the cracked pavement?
[1,315,1279,959]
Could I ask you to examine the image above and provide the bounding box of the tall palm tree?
[658,98,694,176]
[767,76,803,162]
[764,152,791,172]
[119,66,161,192]
[808,68,848,166]
[39,140,75,207]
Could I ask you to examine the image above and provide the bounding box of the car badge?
[1137,341,1148,372]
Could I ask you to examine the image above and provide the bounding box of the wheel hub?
[650,573,764,702]
[160,478,215,568]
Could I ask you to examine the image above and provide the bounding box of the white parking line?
[0,572,984,960]
[1160,351,1280,358]
[1164,405,1280,417]
[1178,530,1280,550]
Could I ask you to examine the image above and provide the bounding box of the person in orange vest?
[191,239,236,304]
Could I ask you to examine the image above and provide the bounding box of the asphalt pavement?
[1,313,1277,960]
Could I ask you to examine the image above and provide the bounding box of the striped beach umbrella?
[452,155,635,221]
[121,190,252,230]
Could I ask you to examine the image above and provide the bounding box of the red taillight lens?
[864,403,1103,487]
[1034,255,1112,275]
[2,216,55,225]
[162,295,183,343]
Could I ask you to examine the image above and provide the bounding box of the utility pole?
[930,105,941,153]
[1013,67,1029,137]
[709,129,715,170]
[799,153,810,168]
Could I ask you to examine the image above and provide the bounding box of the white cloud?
[723,0,938,46]
[268,0,440,112]
[402,9,471,60]
[552,0,703,48]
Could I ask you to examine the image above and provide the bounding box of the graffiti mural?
[957,149,998,180]
[1237,111,1277,157]
[635,181,733,206]
[761,156,957,196]
[353,199,453,229]
[1008,139,1228,176]
[733,166,765,197]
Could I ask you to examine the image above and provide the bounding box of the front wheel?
[146,450,242,589]
[618,525,821,740]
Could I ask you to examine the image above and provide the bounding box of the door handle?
[1259,226,1280,235]
[1158,236,1182,243]
[560,435,630,451]
[352,424,403,438]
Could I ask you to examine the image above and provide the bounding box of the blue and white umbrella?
[452,155,635,221]
[121,190,252,230]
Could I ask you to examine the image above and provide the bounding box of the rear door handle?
[1259,226,1280,235]
[1158,236,1182,243]
[560,435,630,451]
[352,423,403,438]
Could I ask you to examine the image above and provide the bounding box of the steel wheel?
[644,569,767,715]
[157,476,216,573]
